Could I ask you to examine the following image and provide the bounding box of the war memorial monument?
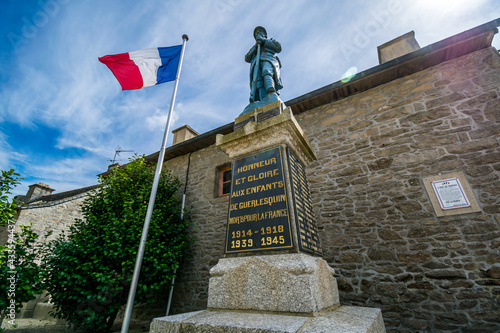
[150,27,386,333]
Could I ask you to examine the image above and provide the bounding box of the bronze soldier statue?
[245,26,283,103]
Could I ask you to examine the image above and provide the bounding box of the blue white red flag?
[99,45,182,90]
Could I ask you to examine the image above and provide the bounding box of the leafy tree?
[0,225,45,331]
[42,156,193,332]
[0,169,22,227]
[0,170,44,330]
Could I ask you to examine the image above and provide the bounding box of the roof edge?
[22,184,100,207]
[286,18,499,113]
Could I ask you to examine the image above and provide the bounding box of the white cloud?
[145,109,171,132]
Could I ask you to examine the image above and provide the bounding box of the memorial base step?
[150,305,385,333]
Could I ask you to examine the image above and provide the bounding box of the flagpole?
[121,34,189,333]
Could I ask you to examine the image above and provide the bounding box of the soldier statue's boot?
[258,86,267,102]
[264,75,276,93]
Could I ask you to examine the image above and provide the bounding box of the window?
[219,166,232,197]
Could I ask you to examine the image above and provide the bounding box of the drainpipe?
[166,152,192,316]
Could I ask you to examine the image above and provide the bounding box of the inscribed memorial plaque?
[287,148,322,256]
[225,146,293,253]
[257,106,281,123]
[431,178,471,210]
[233,116,255,131]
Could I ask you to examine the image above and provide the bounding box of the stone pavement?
[1,318,150,333]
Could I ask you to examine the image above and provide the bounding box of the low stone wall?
[4,195,87,247]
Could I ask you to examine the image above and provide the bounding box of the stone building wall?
[167,46,500,332]
[163,146,231,312]
[296,46,500,332]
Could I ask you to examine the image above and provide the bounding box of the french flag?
[99,45,182,90]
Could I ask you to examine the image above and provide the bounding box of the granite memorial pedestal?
[150,104,385,332]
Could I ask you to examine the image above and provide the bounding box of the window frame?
[218,165,232,197]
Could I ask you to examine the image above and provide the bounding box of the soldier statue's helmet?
[253,26,267,39]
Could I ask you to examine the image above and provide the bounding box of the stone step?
[32,303,66,323]
[150,306,385,333]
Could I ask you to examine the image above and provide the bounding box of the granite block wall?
[163,146,231,313]
[296,46,500,332]
[11,196,87,247]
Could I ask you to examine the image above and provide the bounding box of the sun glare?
[341,67,358,83]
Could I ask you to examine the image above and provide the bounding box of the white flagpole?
[121,34,189,333]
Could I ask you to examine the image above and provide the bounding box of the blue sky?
[1,0,499,198]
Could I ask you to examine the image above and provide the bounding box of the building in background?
[0,183,98,246]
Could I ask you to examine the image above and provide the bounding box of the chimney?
[25,183,55,202]
[107,163,123,171]
[172,125,199,145]
[377,31,420,64]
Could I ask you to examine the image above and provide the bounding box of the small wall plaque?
[423,171,481,217]
[431,178,470,210]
